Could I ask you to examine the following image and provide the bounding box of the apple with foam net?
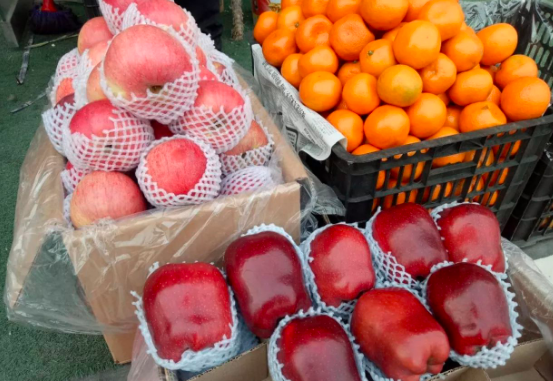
[55,78,74,104]
[86,64,107,102]
[77,17,113,54]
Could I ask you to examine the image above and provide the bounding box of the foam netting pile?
[54,48,80,80]
[61,165,91,194]
[42,98,78,155]
[136,135,222,207]
[220,166,281,196]
[132,262,258,372]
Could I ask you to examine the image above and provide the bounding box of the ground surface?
[0,2,255,380]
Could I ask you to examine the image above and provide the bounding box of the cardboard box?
[5,88,307,364]
[486,340,553,381]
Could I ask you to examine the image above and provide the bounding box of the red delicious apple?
[435,204,505,272]
[87,40,110,67]
[223,120,269,156]
[103,25,194,99]
[55,77,75,104]
[277,315,362,381]
[225,231,311,338]
[372,203,448,280]
[70,171,146,227]
[143,262,233,362]
[144,138,207,194]
[134,0,190,31]
[56,93,75,108]
[198,65,218,81]
[426,262,512,356]
[308,225,375,307]
[77,17,113,54]
[151,121,174,140]
[352,288,450,381]
[86,64,107,102]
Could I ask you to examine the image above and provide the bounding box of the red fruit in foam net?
[278,315,363,381]
[194,80,244,114]
[225,231,311,338]
[224,120,269,156]
[151,121,174,140]
[134,0,191,30]
[87,40,110,67]
[86,64,107,102]
[77,16,113,54]
[102,0,135,13]
[198,65,218,81]
[55,78,75,104]
[372,203,448,279]
[427,262,512,356]
[435,203,505,272]
[56,93,75,107]
[197,46,207,66]
[69,99,118,138]
[143,263,233,362]
[70,171,146,228]
[145,138,207,194]
[309,225,375,307]
[352,288,450,381]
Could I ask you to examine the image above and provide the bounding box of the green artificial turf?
[0,2,254,380]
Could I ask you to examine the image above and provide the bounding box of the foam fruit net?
[61,165,91,194]
[55,48,80,80]
[73,50,95,109]
[98,0,125,34]
[42,99,78,156]
[220,166,280,196]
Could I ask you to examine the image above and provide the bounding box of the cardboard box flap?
[487,340,549,380]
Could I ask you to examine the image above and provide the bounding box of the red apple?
[56,93,75,108]
[193,80,244,113]
[427,262,512,356]
[69,99,120,138]
[101,0,136,14]
[435,204,505,272]
[77,17,113,54]
[197,46,207,66]
[70,171,146,227]
[134,0,190,31]
[198,65,218,81]
[352,288,450,381]
[220,166,276,196]
[143,263,233,362]
[144,138,207,194]
[277,315,362,381]
[372,203,448,279]
[87,40,110,67]
[86,64,107,102]
[151,121,174,140]
[223,120,269,156]
[308,225,375,307]
[225,231,311,338]
[103,25,194,99]
[55,77,75,104]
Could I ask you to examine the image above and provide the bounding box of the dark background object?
[30,0,81,34]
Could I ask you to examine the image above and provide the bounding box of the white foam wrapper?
[61,164,92,194]
[73,50,95,109]
[97,0,129,34]
[99,27,200,124]
[169,85,252,154]
[268,307,368,381]
[63,193,73,227]
[62,107,154,171]
[135,135,222,207]
[131,262,258,372]
[420,260,522,369]
[220,119,274,175]
[42,98,78,156]
[208,49,241,88]
[220,166,281,197]
[55,48,80,80]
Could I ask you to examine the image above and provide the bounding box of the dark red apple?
[435,204,505,272]
[56,93,75,108]
[143,262,233,362]
[223,120,269,156]
[426,262,512,356]
[308,225,375,307]
[277,315,362,381]
[151,121,174,140]
[372,203,448,279]
[225,231,311,338]
[352,288,450,381]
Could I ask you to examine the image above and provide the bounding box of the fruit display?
[41,2,277,229]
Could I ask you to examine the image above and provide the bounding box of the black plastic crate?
[83,0,101,19]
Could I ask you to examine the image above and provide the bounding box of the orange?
[382,23,406,42]
[281,53,304,88]
[444,105,461,130]
[262,29,298,67]
[489,168,508,186]
[281,0,303,9]
[364,105,410,149]
[377,64,423,107]
[393,20,442,69]
[417,0,464,41]
[277,6,305,32]
[342,73,380,114]
[459,101,507,133]
[480,190,499,206]
[359,0,409,31]
[486,85,501,106]
[326,0,361,23]
[390,135,425,181]
[329,14,375,61]
[501,77,551,121]
[383,180,418,209]
[437,92,450,106]
[407,93,447,138]
[422,182,453,202]
[482,64,499,81]
[405,0,431,21]
[327,110,364,151]
[495,55,539,89]
[298,45,339,77]
[302,0,331,17]
[464,148,494,167]
[254,11,278,44]
[419,53,457,94]
[295,15,333,53]
[337,62,362,85]
[299,71,342,111]
[493,140,521,159]
[441,31,484,72]
[428,127,466,167]
[335,98,349,110]
[477,23,518,66]
[448,67,493,106]
[352,144,385,189]
[359,39,397,77]
[459,22,474,34]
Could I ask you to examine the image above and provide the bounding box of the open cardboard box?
[6,86,308,364]
[486,339,553,381]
